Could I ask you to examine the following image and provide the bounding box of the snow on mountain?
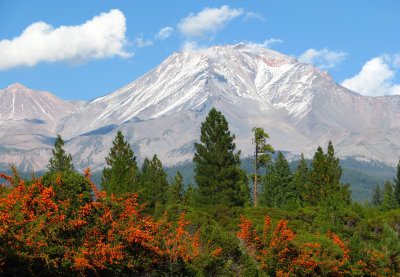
[57,43,322,138]
[1,43,400,171]
[0,84,76,170]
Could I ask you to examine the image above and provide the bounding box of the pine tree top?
[48,134,74,173]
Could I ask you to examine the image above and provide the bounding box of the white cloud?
[245,38,283,49]
[244,12,265,21]
[134,36,153,48]
[393,53,400,68]
[298,48,347,69]
[0,9,132,70]
[156,27,173,40]
[178,5,243,38]
[341,55,400,96]
[182,41,198,51]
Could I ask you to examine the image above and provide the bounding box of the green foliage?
[251,127,274,207]
[306,141,351,207]
[371,183,383,207]
[290,154,309,206]
[41,170,92,217]
[140,154,169,214]
[47,134,73,173]
[101,130,140,194]
[382,180,399,211]
[259,152,293,208]
[193,108,249,207]
[394,160,400,206]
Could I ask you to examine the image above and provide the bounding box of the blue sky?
[0,0,399,100]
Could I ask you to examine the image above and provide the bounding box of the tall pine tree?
[193,108,249,207]
[260,152,292,208]
[101,131,140,194]
[371,183,383,207]
[394,159,400,206]
[140,154,169,214]
[291,154,310,205]
[251,127,274,207]
[48,134,74,173]
[382,180,399,211]
[307,142,350,206]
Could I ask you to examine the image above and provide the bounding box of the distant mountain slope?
[57,43,400,170]
[1,43,400,171]
[0,83,76,170]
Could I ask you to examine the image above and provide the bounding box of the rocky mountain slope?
[1,44,399,171]
[0,83,76,170]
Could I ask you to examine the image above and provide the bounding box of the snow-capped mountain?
[1,44,400,171]
[0,83,76,170]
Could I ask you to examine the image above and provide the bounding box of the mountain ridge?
[1,43,399,171]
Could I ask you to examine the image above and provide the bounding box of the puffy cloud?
[0,9,132,70]
[245,38,283,49]
[341,55,400,96]
[134,36,153,48]
[243,12,265,21]
[178,5,243,38]
[298,48,347,69]
[156,27,174,40]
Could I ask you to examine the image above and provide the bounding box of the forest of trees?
[1,107,400,276]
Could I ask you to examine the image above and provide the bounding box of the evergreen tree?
[251,127,274,207]
[48,134,73,173]
[307,142,351,206]
[291,154,310,205]
[140,154,169,213]
[371,184,383,207]
[168,171,185,205]
[382,180,399,211]
[259,160,277,207]
[193,108,249,207]
[260,152,292,208]
[274,151,293,207]
[394,159,400,206]
[101,131,140,194]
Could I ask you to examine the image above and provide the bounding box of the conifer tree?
[382,180,399,210]
[394,160,400,206]
[193,108,249,207]
[251,127,274,207]
[140,154,169,212]
[260,152,292,208]
[307,142,350,206]
[291,154,310,205]
[371,183,383,207]
[168,171,185,205]
[48,134,74,173]
[259,160,277,207]
[101,131,140,194]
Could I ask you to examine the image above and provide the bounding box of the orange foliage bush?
[0,168,201,275]
[238,215,391,276]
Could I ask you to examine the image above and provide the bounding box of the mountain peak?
[7,83,28,90]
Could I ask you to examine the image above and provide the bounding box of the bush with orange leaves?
[0,168,202,275]
[238,215,393,276]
